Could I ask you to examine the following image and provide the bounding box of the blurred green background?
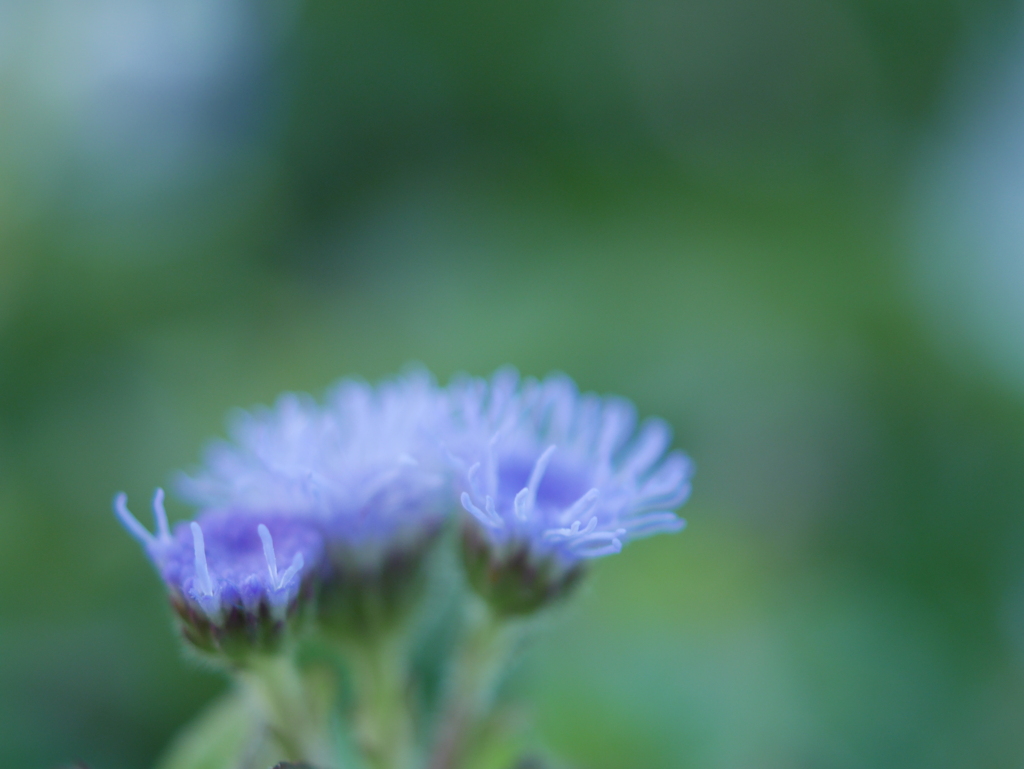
[4,1,1024,766]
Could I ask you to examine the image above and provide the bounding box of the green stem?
[240,654,337,768]
[346,633,415,769]
[427,601,518,769]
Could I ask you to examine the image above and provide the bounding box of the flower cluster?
[113,367,693,768]
[116,368,692,643]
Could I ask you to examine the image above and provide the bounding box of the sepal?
[461,524,584,617]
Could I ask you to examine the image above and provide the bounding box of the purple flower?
[448,368,692,570]
[114,490,324,654]
[177,369,450,565]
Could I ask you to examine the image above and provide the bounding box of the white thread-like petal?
[152,488,171,543]
[462,492,503,529]
[190,522,214,597]
[113,493,156,550]
[257,524,280,588]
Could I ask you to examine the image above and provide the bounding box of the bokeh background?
[4,1,1024,766]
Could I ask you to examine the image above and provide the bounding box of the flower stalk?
[345,633,415,769]
[427,599,522,769]
[240,654,337,768]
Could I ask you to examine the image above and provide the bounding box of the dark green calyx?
[168,587,309,662]
[460,525,585,617]
[317,533,439,640]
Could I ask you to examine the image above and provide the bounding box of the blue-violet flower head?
[114,490,324,655]
[177,369,450,565]
[448,368,692,569]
